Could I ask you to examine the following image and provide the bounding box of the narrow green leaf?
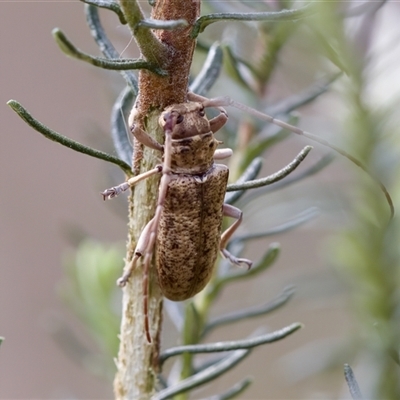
[191,5,312,38]
[53,28,167,75]
[79,0,126,24]
[137,18,188,30]
[7,100,132,175]
[85,4,138,93]
[110,86,134,166]
[190,42,223,96]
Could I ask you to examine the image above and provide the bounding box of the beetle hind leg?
[117,217,155,287]
[220,204,252,269]
[221,248,252,270]
[117,253,141,287]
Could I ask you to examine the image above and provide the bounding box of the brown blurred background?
[1,2,399,399]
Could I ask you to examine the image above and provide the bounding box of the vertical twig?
[113,1,200,398]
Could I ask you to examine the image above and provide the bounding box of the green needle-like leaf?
[8,100,132,175]
[137,18,188,30]
[79,0,126,24]
[191,5,312,38]
[53,28,167,75]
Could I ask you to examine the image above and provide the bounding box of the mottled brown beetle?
[102,93,252,342]
[102,93,394,342]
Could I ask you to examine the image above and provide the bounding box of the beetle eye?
[176,114,184,124]
[198,107,205,117]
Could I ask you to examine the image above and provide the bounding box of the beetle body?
[157,163,228,301]
[102,96,252,341]
[156,103,230,300]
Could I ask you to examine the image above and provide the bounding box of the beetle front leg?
[220,204,252,269]
[101,165,162,199]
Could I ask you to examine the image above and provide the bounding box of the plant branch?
[226,146,312,192]
[233,208,319,243]
[225,157,263,205]
[7,100,132,175]
[191,5,312,38]
[85,4,138,92]
[242,154,334,206]
[155,350,250,400]
[204,377,252,400]
[110,86,134,166]
[137,18,188,30]
[79,0,126,24]
[160,323,302,365]
[53,28,167,75]
[119,0,170,65]
[203,286,295,337]
[190,42,223,96]
[113,0,201,398]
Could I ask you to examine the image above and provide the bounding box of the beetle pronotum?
[102,92,393,342]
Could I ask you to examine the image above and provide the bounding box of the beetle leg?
[138,170,174,343]
[214,148,233,160]
[220,204,253,269]
[131,124,164,152]
[101,165,162,199]
[116,160,172,341]
[118,216,159,342]
[209,108,228,133]
[139,127,175,294]
[117,217,155,287]
[133,118,176,342]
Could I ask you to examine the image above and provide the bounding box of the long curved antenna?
[203,96,394,219]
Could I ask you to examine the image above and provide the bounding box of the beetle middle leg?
[220,203,252,269]
[214,148,233,159]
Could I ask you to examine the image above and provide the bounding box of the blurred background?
[1,1,400,399]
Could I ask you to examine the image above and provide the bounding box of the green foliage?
[59,240,123,368]
[9,0,400,397]
[311,2,400,397]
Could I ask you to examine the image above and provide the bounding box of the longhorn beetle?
[102,92,393,342]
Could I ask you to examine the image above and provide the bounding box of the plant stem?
[113,0,200,398]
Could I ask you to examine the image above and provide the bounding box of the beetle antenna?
[203,96,394,219]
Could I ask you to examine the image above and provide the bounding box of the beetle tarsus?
[221,249,253,270]
[116,276,128,287]
[117,253,141,287]
[101,182,130,200]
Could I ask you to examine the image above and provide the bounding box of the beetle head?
[160,102,211,139]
